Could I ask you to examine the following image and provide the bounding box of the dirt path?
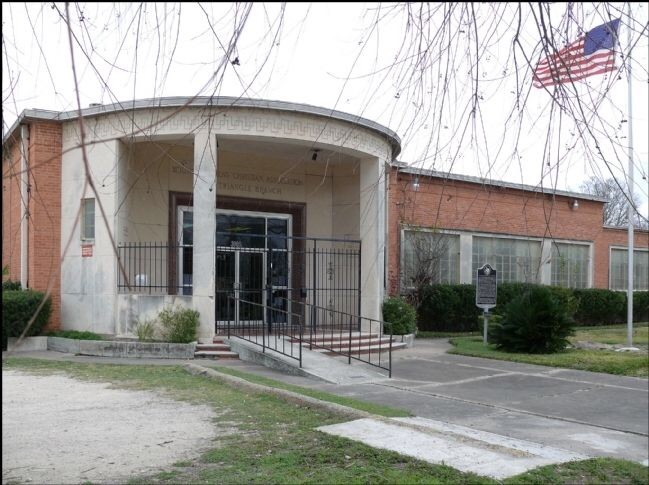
[2,369,218,484]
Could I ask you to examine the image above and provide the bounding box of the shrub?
[382,296,417,335]
[158,305,199,343]
[573,289,626,325]
[492,282,536,315]
[2,280,22,291]
[489,285,575,353]
[133,318,157,342]
[2,289,52,350]
[417,284,481,332]
[46,330,104,340]
[632,291,649,323]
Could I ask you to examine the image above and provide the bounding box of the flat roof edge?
[3,97,401,158]
[393,165,609,203]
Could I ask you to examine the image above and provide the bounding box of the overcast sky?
[2,2,648,219]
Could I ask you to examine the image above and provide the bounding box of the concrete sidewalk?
[206,339,649,465]
[5,338,648,466]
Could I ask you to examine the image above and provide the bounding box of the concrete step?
[313,341,408,355]
[194,350,239,359]
[305,339,396,351]
[197,343,231,351]
[195,339,238,359]
[289,333,379,343]
[295,334,380,344]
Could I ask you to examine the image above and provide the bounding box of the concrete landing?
[318,416,588,479]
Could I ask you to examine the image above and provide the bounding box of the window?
[401,229,460,290]
[551,242,589,288]
[81,198,95,240]
[610,248,649,291]
[472,236,541,284]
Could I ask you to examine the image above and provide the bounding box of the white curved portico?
[59,97,400,340]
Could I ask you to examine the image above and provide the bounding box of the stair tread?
[195,350,239,356]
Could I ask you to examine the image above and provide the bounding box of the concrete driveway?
[214,339,649,465]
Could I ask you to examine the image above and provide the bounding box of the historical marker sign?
[476,263,497,309]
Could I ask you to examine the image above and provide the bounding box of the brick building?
[2,98,647,336]
[388,164,648,297]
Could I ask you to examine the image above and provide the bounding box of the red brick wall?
[388,168,648,293]
[2,139,23,282]
[26,122,63,330]
[593,227,649,289]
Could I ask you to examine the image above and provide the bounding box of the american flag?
[533,19,620,88]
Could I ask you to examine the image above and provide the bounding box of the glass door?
[215,210,291,327]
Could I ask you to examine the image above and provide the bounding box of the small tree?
[401,227,452,308]
[580,177,649,229]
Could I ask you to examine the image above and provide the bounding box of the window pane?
[472,236,541,284]
[182,211,193,245]
[82,199,95,240]
[551,243,589,288]
[216,214,265,248]
[401,230,459,290]
[267,218,288,250]
[610,249,649,290]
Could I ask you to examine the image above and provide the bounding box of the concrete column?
[359,156,386,327]
[459,233,474,284]
[192,131,217,340]
[540,239,552,285]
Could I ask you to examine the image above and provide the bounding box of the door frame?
[215,208,293,325]
[169,192,306,294]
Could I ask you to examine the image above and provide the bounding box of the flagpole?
[626,2,634,348]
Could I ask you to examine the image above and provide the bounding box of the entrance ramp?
[227,336,389,385]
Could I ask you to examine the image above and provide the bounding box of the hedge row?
[2,289,52,350]
[415,283,648,332]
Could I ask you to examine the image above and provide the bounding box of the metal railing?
[117,242,193,295]
[226,295,303,366]
[226,293,392,376]
[281,295,392,376]
[215,232,361,333]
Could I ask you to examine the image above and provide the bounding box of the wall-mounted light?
[571,199,579,210]
[413,177,420,190]
[311,149,320,161]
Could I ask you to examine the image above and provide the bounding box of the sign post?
[476,263,497,345]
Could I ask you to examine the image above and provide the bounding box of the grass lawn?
[3,357,648,484]
[570,324,648,348]
[448,330,648,377]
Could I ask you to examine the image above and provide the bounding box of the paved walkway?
[5,338,648,466]
[208,339,649,465]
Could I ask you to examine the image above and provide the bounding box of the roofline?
[603,224,649,234]
[2,97,401,158]
[393,164,609,203]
